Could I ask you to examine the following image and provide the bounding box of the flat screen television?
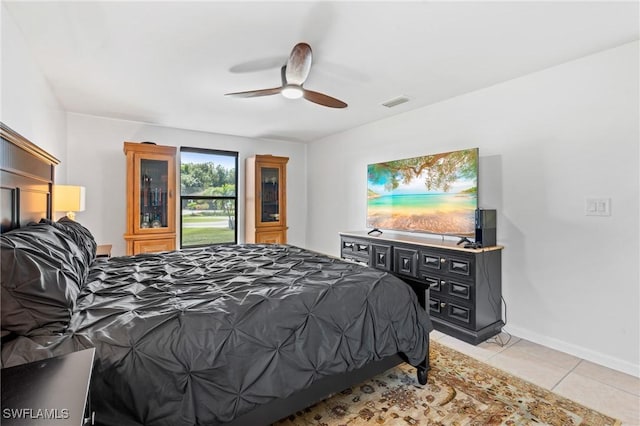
[367,148,479,237]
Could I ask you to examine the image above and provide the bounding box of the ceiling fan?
[225,43,348,109]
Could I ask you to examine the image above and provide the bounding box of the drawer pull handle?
[440,302,447,308]
[440,258,446,264]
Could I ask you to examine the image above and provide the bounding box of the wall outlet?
[585,198,611,216]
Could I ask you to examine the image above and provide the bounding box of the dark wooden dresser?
[340,231,504,345]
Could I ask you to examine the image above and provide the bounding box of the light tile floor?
[430,330,640,425]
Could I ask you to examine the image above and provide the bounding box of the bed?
[0,123,431,426]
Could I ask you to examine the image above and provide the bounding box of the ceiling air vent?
[382,96,410,108]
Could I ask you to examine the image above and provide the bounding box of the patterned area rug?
[275,341,620,426]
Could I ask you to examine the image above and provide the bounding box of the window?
[180,147,238,247]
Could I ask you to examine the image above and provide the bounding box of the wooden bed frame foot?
[416,351,429,385]
[416,366,428,385]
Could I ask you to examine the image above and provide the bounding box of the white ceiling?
[5,1,639,143]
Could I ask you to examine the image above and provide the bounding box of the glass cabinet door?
[139,158,170,229]
[245,154,288,245]
[260,166,280,223]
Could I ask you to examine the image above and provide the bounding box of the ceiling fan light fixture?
[281,85,303,99]
[226,43,346,108]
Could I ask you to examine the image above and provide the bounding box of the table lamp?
[53,185,86,220]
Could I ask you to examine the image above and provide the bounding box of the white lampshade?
[54,185,86,220]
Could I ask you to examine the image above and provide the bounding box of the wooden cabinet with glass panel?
[245,155,288,244]
[123,142,177,255]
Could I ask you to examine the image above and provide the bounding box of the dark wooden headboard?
[0,123,59,233]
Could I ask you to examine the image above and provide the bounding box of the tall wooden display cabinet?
[123,142,177,255]
[245,155,288,244]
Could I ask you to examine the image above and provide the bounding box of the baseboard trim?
[503,325,639,378]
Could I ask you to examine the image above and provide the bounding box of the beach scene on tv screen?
[367,149,478,236]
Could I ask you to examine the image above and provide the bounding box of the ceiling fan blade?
[285,43,312,85]
[302,89,347,108]
[229,56,287,74]
[224,87,282,98]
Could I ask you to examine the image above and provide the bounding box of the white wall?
[65,114,307,256]
[306,41,640,377]
[1,4,67,178]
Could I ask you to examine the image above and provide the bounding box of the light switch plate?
[585,198,611,216]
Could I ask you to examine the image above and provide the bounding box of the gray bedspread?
[2,244,431,425]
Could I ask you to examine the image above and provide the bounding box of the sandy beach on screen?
[368,211,474,235]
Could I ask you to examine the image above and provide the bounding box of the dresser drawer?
[341,238,370,262]
[394,247,418,278]
[420,252,446,270]
[448,280,471,300]
[371,243,392,271]
[448,258,472,276]
[428,295,475,329]
[342,239,370,255]
[419,248,475,278]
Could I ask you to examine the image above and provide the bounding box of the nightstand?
[1,348,96,425]
[96,244,112,258]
